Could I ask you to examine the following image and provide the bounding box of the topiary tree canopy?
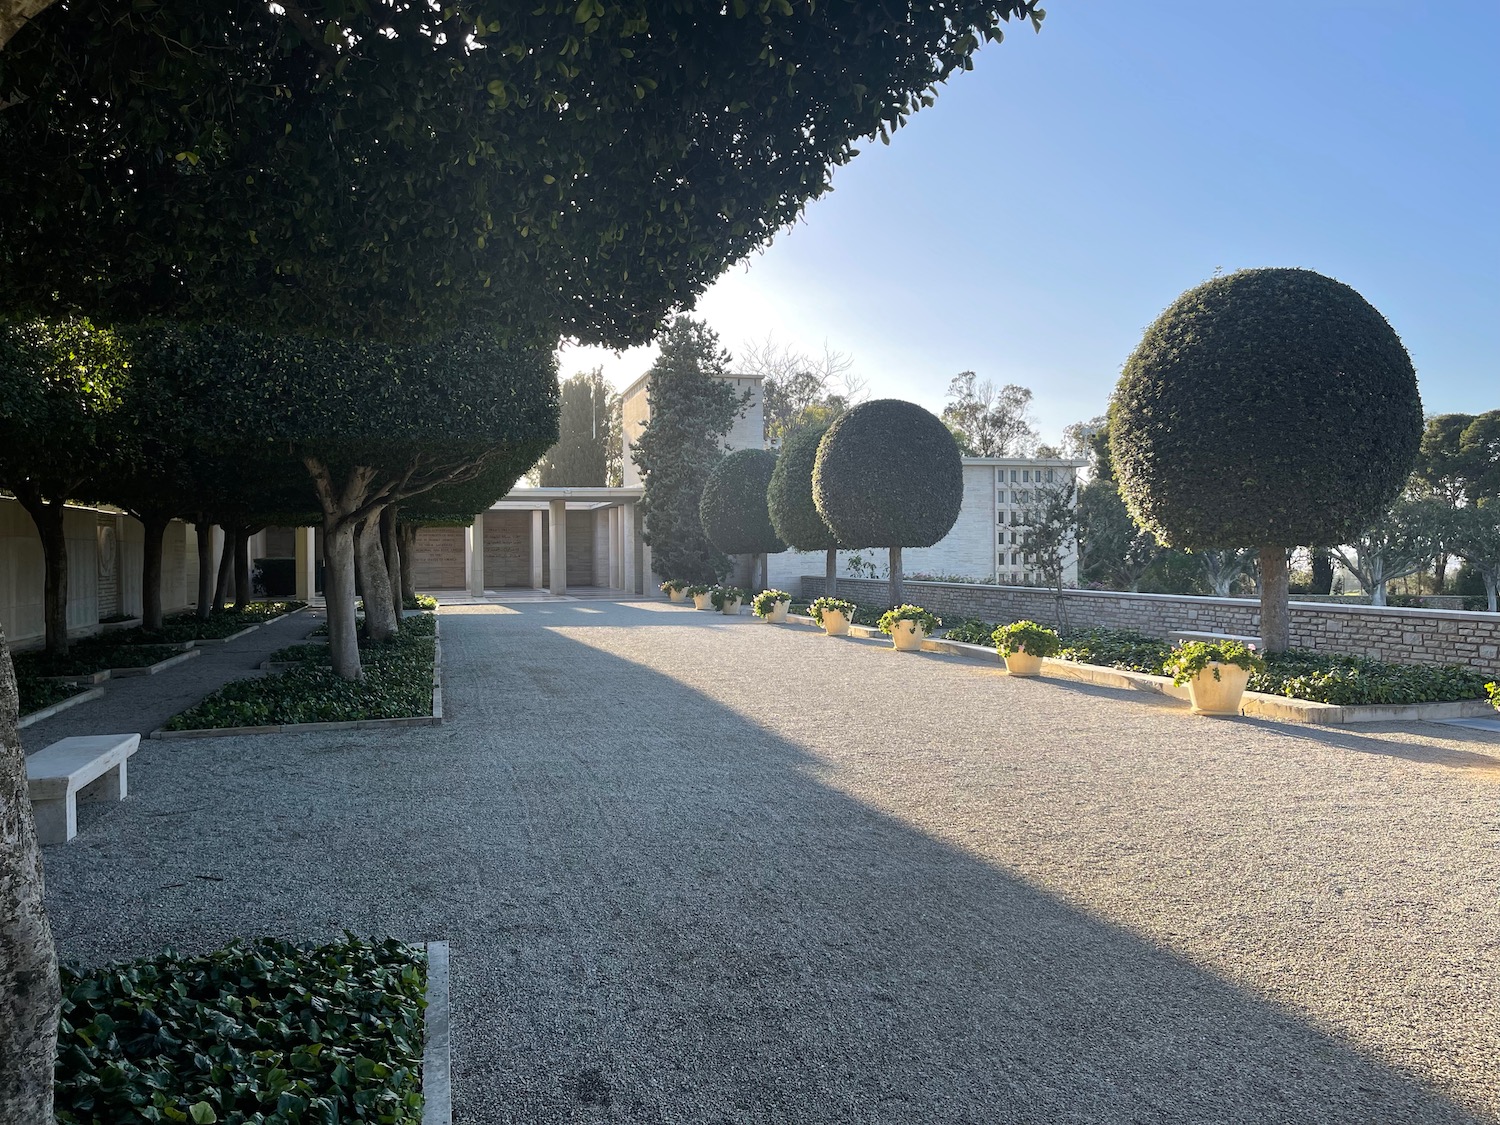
[767,424,842,595]
[0,0,1045,343]
[1109,267,1422,651]
[700,449,785,591]
[814,399,963,606]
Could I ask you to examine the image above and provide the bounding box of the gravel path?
[39,599,1500,1123]
[21,607,326,751]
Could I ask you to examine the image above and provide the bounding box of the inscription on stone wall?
[414,527,465,588]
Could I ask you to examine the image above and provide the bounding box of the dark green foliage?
[164,618,435,730]
[992,620,1061,658]
[140,324,558,478]
[0,317,131,499]
[1057,629,1173,675]
[536,371,613,487]
[15,673,88,718]
[699,449,785,557]
[1052,628,1487,705]
[1248,651,1490,706]
[941,619,998,645]
[813,399,963,548]
[633,318,747,584]
[115,604,304,646]
[766,425,838,552]
[1110,268,1423,549]
[14,644,184,679]
[0,0,1043,343]
[54,936,426,1125]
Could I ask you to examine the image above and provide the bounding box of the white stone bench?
[1169,629,1261,650]
[26,734,141,844]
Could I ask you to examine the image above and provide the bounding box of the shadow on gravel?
[42,606,1486,1125]
[1241,718,1500,777]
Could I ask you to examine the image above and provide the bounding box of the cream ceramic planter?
[764,600,790,623]
[1003,651,1044,677]
[1186,662,1251,716]
[889,621,928,652]
[668,588,687,603]
[821,609,851,636]
[720,598,742,616]
[692,592,714,610]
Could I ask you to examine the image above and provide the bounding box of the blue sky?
[558,1,1500,444]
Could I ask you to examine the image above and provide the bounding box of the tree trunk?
[398,524,417,604]
[305,459,380,682]
[1259,545,1290,653]
[194,521,215,620]
[381,507,403,624]
[212,530,233,612]
[1371,579,1388,607]
[0,626,62,1125]
[1485,573,1498,614]
[232,527,254,611]
[356,513,399,643]
[140,513,169,631]
[759,553,769,593]
[825,547,838,598]
[1310,548,1334,596]
[1434,552,1449,593]
[322,520,361,679]
[888,544,904,608]
[38,502,69,659]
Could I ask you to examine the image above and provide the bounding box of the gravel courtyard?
[40,599,1500,1123]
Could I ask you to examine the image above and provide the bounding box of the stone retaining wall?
[800,577,1500,678]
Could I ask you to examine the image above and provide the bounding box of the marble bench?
[26,734,141,844]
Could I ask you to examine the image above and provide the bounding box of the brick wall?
[800,576,1500,678]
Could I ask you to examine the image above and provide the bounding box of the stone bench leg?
[32,795,77,845]
[79,760,127,803]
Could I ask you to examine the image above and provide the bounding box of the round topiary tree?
[700,449,785,591]
[1109,267,1422,652]
[767,424,842,596]
[814,399,963,607]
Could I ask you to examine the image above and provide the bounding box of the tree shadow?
[40,607,1490,1124]
[1237,717,1500,777]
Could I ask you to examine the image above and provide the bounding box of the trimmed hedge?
[813,399,963,549]
[1110,268,1422,548]
[699,448,785,556]
[15,642,185,679]
[766,425,838,551]
[55,936,426,1125]
[16,671,89,716]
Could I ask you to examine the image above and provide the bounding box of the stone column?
[548,499,567,596]
[294,525,317,602]
[621,501,637,596]
[466,513,485,596]
[608,507,622,589]
[530,510,545,589]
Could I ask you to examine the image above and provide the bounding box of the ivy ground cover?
[164,614,437,731]
[55,936,426,1125]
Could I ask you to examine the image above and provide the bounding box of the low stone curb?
[42,668,112,686]
[422,941,452,1125]
[149,632,443,740]
[188,623,261,646]
[97,617,143,635]
[110,648,202,678]
[787,616,1495,726]
[18,686,105,729]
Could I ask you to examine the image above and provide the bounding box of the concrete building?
[766,456,1086,591]
[620,370,764,488]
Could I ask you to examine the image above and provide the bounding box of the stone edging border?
[783,614,1496,726]
[109,649,202,678]
[422,941,452,1125]
[18,685,106,729]
[148,624,443,740]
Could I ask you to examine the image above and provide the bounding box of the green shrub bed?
[403,594,439,611]
[109,603,306,646]
[16,642,188,680]
[787,600,886,627]
[55,935,426,1125]
[165,619,436,730]
[940,618,997,645]
[1053,627,1487,706]
[16,671,90,716]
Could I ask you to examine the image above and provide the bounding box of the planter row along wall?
[799,577,1500,680]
